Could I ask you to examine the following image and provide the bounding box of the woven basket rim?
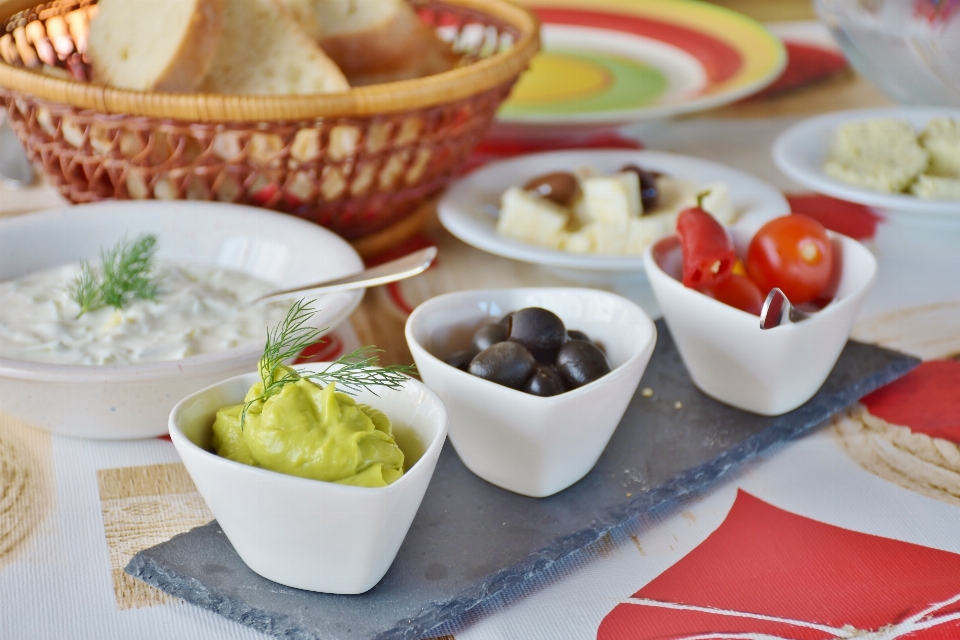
[0,0,540,122]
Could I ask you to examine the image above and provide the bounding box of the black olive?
[567,329,591,343]
[556,340,612,389]
[497,311,514,330]
[522,172,579,207]
[469,342,536,389]
[621,164,660,212]
[471,322,507,352]
[444,349,477,372]
[507,307,567,363]
[524,363,567,397]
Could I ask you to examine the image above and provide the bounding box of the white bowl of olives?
[405,288,656,498]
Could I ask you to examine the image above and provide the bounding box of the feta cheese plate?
[438,150,789,272]
[773,107,960,218]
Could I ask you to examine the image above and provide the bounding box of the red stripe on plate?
[531,6,743,84]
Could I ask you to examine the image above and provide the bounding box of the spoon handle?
[254,246,437,305]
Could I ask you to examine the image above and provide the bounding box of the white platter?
[437,150,790,271]
[0,201,364,439]
[773,107,960,217]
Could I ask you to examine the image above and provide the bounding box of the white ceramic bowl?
[438,150,790,271]
[643,231,877,415]
[169,364,447,594]
[773,106,960,218]
[0,201,363,439]
[405,288,656,498]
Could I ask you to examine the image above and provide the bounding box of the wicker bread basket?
[0,0,539,239]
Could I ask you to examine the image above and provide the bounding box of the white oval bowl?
[643,231,877,415]
[773,106,960,218]
[0,201,363,439]
[405,287,657,498]
[169,364,447,594]
[438,149,790,271]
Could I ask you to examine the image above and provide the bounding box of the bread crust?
[89,0,225,92]
[197,0,349,95]
[319,7,458,86]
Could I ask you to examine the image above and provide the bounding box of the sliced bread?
[279,0,458,86]
[88,0,224,92]
[197,0,349,95]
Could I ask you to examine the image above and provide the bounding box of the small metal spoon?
[254,246,437,305]
[759,287,812,330]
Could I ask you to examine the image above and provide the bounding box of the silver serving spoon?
[254,246,437,305]
[759,287,813,330]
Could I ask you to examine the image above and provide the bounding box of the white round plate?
[773,107,960,217]
[438,150,790,271]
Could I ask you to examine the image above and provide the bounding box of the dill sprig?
[66,259,103,317]
[68,233,160,317]
[240,299,417,428]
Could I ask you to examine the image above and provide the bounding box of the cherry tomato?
[696,274,764,316]
[746,214,834,305]
[677,206,736,288]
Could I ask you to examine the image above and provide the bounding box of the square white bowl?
[0,200,363,439]
[643,232,877,415]
[405,288,656,498]
[168,364,447,594]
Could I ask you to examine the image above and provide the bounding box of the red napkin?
[599,490,960,639]
[861,360,960,446]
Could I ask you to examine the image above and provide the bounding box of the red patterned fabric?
[599,490,960,639]
[861,360,960,445]
[751,43,848,99]
[786,194,881,240]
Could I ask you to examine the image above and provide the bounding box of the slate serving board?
[127,321,918,640]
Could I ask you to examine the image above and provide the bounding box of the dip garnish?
[240,299,416,427]
[67,233,160,317]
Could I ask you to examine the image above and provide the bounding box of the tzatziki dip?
[0,262,290,365]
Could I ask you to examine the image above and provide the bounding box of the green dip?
[211,378,405,487]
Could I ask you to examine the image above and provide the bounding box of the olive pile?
[443,307,612,396]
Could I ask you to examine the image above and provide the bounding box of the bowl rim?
[168,363,449,495]
[643,230,879,325]
[0,0,540,122]
[404,286,657,402]
[772,106,960,216]
[0,200,364,381]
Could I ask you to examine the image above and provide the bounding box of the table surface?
[4,4,960,640]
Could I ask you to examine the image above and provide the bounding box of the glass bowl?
[815,0,960,107]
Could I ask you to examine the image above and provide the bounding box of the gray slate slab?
[127,321,917,640]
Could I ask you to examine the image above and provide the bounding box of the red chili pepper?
[676,204,736,288]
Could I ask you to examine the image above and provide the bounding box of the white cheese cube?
[910,174,960,200]
[560,229,594,254]
[920,116,960,178]
[578,222,629,255]
[699,183,737,225]
[625,216,668,255]
[496,187,570,248]
[653,176,699,215]
[580,172,642,224]
[824,118,929,193]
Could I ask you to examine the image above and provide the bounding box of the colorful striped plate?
[496,0,787,135]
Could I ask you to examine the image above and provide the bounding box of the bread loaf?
[279,0,458,86]
[198,0,349,95]
[88,0,224,92]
